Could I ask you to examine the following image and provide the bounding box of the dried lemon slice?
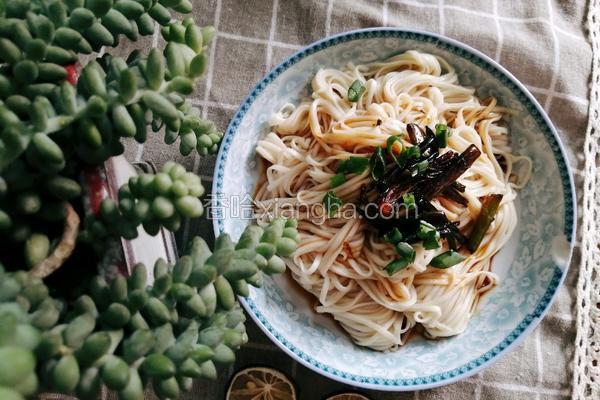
[326,394,370,400]
[226,367,296,400]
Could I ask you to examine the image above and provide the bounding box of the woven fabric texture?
[44,1,594,399]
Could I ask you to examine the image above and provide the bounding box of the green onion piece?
[411,160,429,176]
[386,135,403,165]
[403,145,421,160]
[388,141,420,169]
[403,146,421,160]
[385,259,409,275]
[402,193,416,208]
[430,250,466,269]
[336,156,369,174]
[330,173,346,188]
[386,135,402,150]
[348,79,366,102]
[395,145,421,169]
[322,191,342,217]
[386,242,416,275]
[467,194,503,252]
[395,241,415,259]
[417,221,440,250]
[435,123,450,147]
[383,228,402,244]
[369,146,386,182]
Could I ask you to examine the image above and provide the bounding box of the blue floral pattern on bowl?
[212,28,576,391]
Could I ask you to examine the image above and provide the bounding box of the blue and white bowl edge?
[211,28,577,391]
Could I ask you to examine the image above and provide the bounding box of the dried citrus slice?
[326,394,370,400]
[226,367,296,400]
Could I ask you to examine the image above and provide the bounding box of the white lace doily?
[572,1,600,398]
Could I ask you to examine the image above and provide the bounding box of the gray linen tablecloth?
[53,1,590,399]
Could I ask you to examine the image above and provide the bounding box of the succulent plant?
[0,0,222,263]
[81,161,206,250]
[0,218,299,400]
[0,2,288,400]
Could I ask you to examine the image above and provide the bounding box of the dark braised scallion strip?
[421,126,438,153]
[418,204,467,248]
[452,181,466,192]
[430,250,466,269]
[442,185,468,206]
[361,123,484,254]
[406,123,425,144]
[376,144,480,213]
[467,193,503,252]
[408,124,439,157]
[372,145,421,195]
[418,144,481,199]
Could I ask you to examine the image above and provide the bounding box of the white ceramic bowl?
[212,28,576,390]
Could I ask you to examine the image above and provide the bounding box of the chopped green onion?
[403,145,421,160]
[417,221,440,250]
[395,241,416,259]
[430,250,466,269]
[385,242,416,275]
[411,160,429,176]
[423,238,440,251]
[402,193,416,208]
[322,191,342,217]
[418,220,436,233]
[369,146,386,182]
[348,79,366,102]
[388,142,421,170]
[396,145,421,169]
[386,135,402,149]
[330,173,346,188]
[383,228,402,244]
[386,135,403,165]
[385,259,409,275]
[337,156,369,174]
[435,123,450,147]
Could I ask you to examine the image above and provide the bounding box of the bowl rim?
[212,27,577,391]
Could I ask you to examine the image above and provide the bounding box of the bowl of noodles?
[212,28,576,390]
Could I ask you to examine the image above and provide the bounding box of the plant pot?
[82,155,179,282]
